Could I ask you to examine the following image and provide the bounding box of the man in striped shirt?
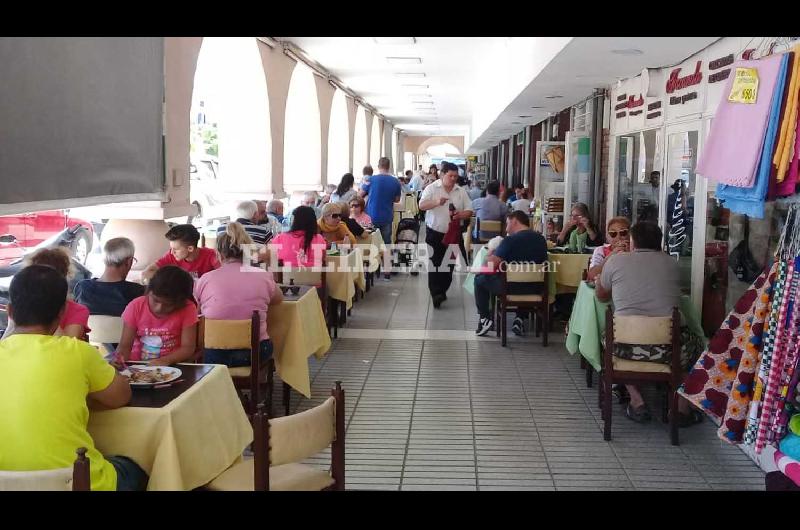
[217,200,271,245]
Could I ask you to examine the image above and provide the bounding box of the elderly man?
[473,211,547,336]
[74,237,145,317]
[267,199,286,225]
[217,200,270,245]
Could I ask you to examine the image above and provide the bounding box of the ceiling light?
[518,115,532,118]
[387,57,422,65]
[402,84,430,88]
[545,95,563,99]
[611,48,643,56]
[530,106,544,109]
[395,73,426,79]
[374,37,417,45]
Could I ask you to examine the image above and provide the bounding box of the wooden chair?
[199,310,284,417]
[600,306,682,445]
[0,448,90,491]
[495,261,549,347]
[206,381,345,491]
[87,315,124,350]
[475,218,504,243]
[281,265,335,337]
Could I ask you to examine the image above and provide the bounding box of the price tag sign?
[728,67,759,104]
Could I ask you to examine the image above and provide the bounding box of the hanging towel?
[698,54,785,187]
[768,53,795,199]
[781,107,800,196]
[717,54,790,219]
[774,450,800,487]
[775,49,800,182]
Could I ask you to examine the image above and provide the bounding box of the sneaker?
[625,404,652,423]
[512,317,524,336]
[476,317,494,336]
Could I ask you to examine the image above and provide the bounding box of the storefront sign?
[666,61,703,93]
[615,101,628,111]
[629,110,643,116]
[615,94,644,111]
[646,111,662,119]
[616,111,627,119]
[742,48,756,60]
[647,101,662,111]
[709,54,734,70]
[669,91,698,105]
[729,67,759,104]
[616,93,627,102]
[709,69,732,84]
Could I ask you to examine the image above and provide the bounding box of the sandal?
[678,409,704,428]
[625,404,652,423]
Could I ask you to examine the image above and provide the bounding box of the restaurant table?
[325,249,365,309]
[463,246,572,304]
[355,229,386,273]
[565,280,706,372]
[88,363,252,491]
[267,284,332,398]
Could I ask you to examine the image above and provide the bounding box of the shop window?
[614,129,661,225]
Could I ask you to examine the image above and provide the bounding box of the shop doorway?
[614,128,662,226]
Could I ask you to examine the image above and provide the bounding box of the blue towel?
[780,432,800,461]
[717,53,790,219]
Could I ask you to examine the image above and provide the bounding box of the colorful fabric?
[698,54,786,187]
[774,450,800,487]
[775,49,800,182]
[681,262,777,443]
[717,54,790,219]
[745,260,788,445]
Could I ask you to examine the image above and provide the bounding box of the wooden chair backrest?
[0,448,90,491]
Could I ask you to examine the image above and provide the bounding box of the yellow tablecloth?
[548,253,591,290]
[88,365,252,491]
[325,250,364,308]
[268,287,331,398]
[356,230,386,273]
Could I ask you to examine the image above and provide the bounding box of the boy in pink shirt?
[118,266,198,365]
[142,224,220,281]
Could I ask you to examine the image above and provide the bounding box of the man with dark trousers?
[419,161,473,308]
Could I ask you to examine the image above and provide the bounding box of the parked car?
[0,226,93,332]
[0,210,94,268]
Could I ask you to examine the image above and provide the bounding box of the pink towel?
[698,55,785,187]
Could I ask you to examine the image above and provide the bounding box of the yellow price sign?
[728,67,759,104]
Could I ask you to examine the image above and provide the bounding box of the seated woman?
[595,222,703,425]
[194,223,283,368]
[557,202,602,250]
[269,206,327,269]
[317,202,356,247]
[586,217,631,281]
[330,173,358,205]
[349,196,373,228]
[117,266,198,366]
[338,202,366,239]
[4,247,90,340]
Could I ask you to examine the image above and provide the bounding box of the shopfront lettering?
[742,48,756,60]
[709,54,734,70]
[647,101,662,111]
[629,110,643,116]
[669,91,698,105]
[615,101,628,111]
[709,69,732,84]
[627,94,644,108]
[617,93,627,102]
[666,61,703,93]
[646,111,662,119]
[616,111,627,119]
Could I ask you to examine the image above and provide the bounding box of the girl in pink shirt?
[270,206,327,268]
[118,266,198,365]
[195,223,283,367]
[21,248,90,340]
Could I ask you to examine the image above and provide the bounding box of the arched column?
[314,75,335,187]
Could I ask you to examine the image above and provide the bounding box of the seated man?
[474,211,548,337]
[266,199,286,226]
[0,265,146,490]
[142,224,220,281]
[74,237,145,351]
[474,180,506,240]
[218,200,271,245]
[595,222,703,425]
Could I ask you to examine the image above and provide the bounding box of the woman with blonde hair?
[317,202,356,247]
[587,216,631,281]
[6,247,90,339]
[194,222,283,367]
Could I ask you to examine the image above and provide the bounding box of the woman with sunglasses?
[349,196,373,228]
[557,202,601,250]
[317,202,356,247]
[586,216,631,281]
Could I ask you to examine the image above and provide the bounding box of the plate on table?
[122,365,182,387]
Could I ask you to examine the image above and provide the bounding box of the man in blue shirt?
[361,157,401,280]
[474,180,507,240]
[474,211,548,337]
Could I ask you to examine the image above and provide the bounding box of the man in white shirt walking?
[419,161,473,308]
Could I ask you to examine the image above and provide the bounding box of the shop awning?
[0,37,165,215]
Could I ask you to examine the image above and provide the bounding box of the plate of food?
[122,365,182,387]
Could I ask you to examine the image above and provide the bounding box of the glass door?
[662,122,703,305]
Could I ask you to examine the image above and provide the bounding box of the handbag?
[442,217,462,245]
